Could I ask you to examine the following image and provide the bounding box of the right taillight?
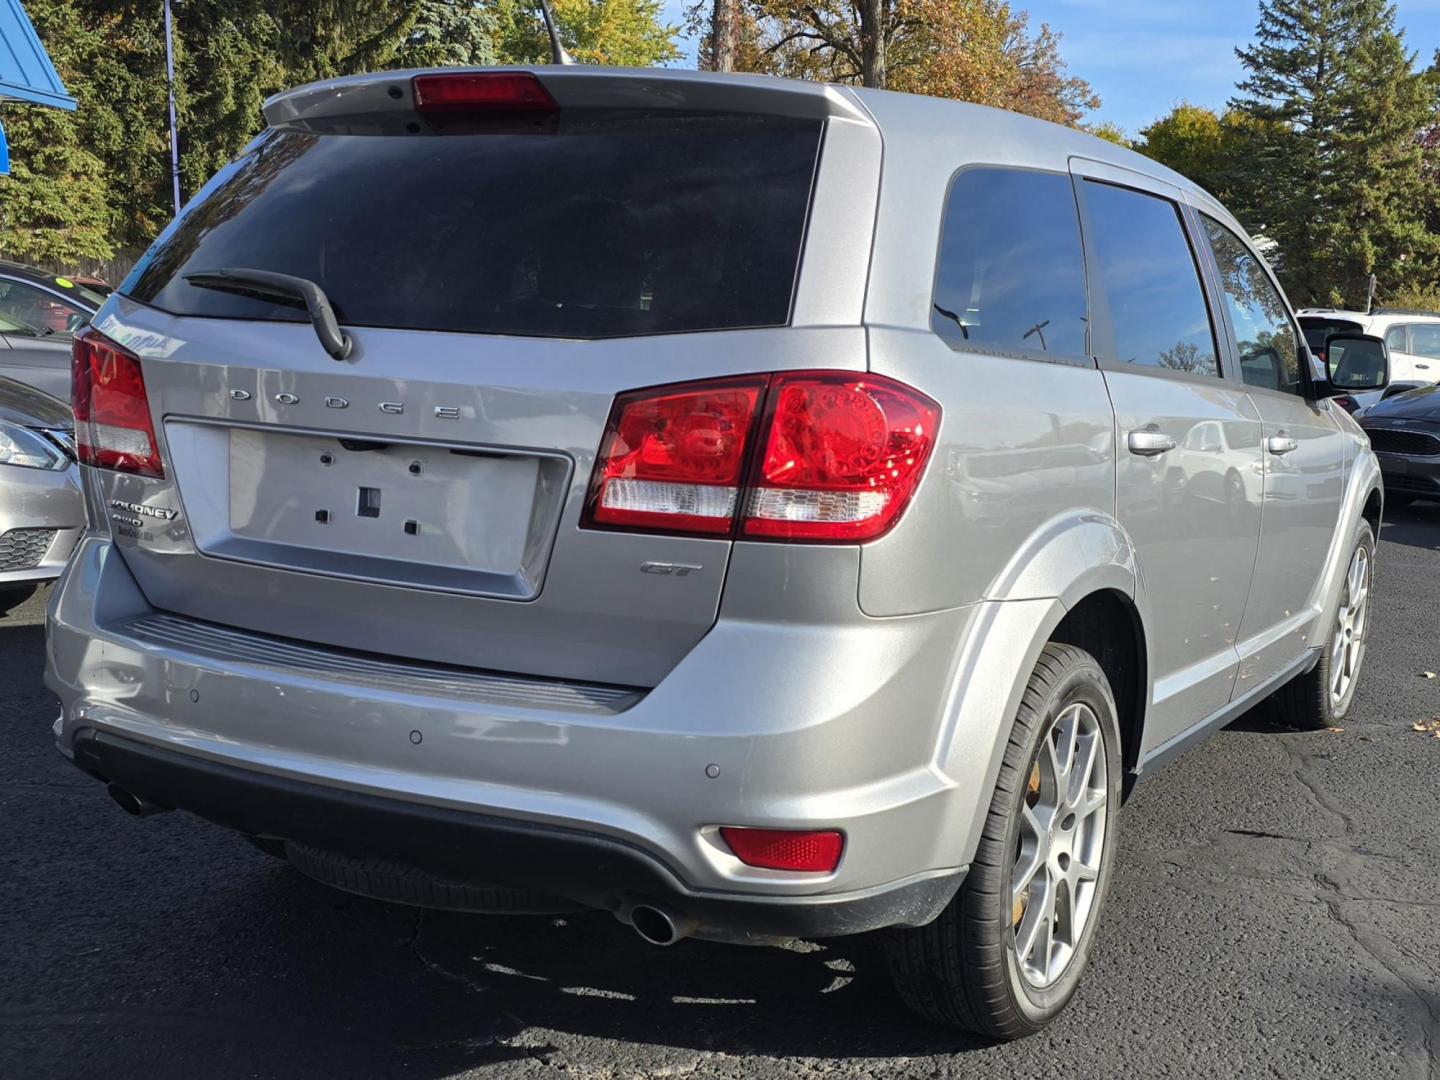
[582,371,938,543]
[72,326,164,478]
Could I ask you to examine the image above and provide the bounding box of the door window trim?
[927,162,1096,370]
[1072,176,1227,387]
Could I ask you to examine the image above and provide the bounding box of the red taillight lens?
[412,72,558,114]
[719,828,844,873]
[741,372,940,542]
[582,372,939,542]
[72,327,163,478]
[583,377,766,536]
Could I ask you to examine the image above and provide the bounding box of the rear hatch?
[88,69,878,687]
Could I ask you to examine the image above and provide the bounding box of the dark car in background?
[1359,384,1440,507]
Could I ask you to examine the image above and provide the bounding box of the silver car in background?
[0,376,82,611]
[45,68,1387,1037]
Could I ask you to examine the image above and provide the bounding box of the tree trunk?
[711,0,737,72]
[859,0,886,88]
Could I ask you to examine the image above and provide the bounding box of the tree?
[747,0,1097,123]
[1228,0,1440,307]
[493,0,680,66]
[1134,104,1272,205]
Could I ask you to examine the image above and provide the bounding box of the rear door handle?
[1127,429,1176,456]
[1267,436,1298,455]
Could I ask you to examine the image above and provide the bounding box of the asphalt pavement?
[3,509,1439,1079]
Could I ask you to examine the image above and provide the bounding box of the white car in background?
[1299,307,1440,383]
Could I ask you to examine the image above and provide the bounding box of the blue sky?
[660,0,1440,137]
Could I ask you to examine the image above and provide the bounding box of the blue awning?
[0,0,76,111]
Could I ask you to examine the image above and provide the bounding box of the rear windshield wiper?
[183,268,353,361]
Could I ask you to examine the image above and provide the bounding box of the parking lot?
[0,509,1436,1080]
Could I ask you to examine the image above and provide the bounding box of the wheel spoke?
[1067,733,1100,809]
[1012,846,1043,906]
[1076,787,1107,821]
[1014,872,1051,968]
[1074,859,1100,883]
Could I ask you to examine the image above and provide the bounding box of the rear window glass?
[931,168,1089,357]
[123,114,823,340]
[1298,317,1364,352]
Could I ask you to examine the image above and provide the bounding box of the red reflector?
[720,828,844,873]
[412,72,558,114]
[740,372,940,542]
[582,377,766,536]
[72,327,164,478]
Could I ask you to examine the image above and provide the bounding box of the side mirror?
[1324,332,1389,395]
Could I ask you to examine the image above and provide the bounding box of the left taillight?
[72,326,163,478]
[582,371,940,543]
[582,377,766,536]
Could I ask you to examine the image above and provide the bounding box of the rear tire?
[885,643,1122,1038]
[1268,519,1375,730]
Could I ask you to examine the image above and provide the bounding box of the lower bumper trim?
[70,729,962,941]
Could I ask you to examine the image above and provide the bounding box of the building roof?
[0,0,75,111]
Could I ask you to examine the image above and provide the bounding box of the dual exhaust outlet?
[106,782,698,946]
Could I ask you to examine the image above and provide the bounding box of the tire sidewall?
[995,658,1123,1026]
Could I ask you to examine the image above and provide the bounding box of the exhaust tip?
[107,783,169,817]
[629,903,692,946]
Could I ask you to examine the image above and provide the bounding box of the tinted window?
[0,280,90,337]
[1200,216,1301,394]
[931,169,1088,357]
[1083,182,1217,377]
[1385,324,1408,351]
[1409,324,1440,359]
[1299,316,1365,353]
[125,115,822,340]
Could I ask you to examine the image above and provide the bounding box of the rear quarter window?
[930,168,1089,359]
[124,114,823,340]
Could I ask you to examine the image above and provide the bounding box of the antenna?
[537,0,577,65]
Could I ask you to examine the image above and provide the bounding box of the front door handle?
[1127,429,1176,456]
[1267,435,1298,455]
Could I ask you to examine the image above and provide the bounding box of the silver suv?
[46,68,1388,1038]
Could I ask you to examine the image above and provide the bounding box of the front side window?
[1408,324,1440,359]
[1200,216,1301,395]
[0,281,89,337]
[1082,181,1218,378]
[931,168,1088,357]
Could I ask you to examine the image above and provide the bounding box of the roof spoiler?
[262,68,872,132]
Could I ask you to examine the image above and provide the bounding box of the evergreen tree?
[1230,0,1440,307]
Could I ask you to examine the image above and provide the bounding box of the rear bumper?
[70,728,960,941]
[47,537,1022,931]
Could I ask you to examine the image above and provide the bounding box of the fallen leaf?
[1425,671,1437,679]
[1433,730,1440,739]
[1414,722,1430,732]
[1326,726,1345,733]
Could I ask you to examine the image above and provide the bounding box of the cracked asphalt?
[3,508,1439,1079]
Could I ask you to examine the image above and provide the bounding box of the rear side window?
[931,168,1088,357]
[1200,216,1301,395]
[1384,324,1408,352]
[124,114,823,340]
[1409,324,1440,359]
[1082,181,1218,378]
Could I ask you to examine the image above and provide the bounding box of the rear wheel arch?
[1048,589,1148,793]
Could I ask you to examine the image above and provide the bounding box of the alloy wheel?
[1010,702,1110,989]
[1330,544,1371,706]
